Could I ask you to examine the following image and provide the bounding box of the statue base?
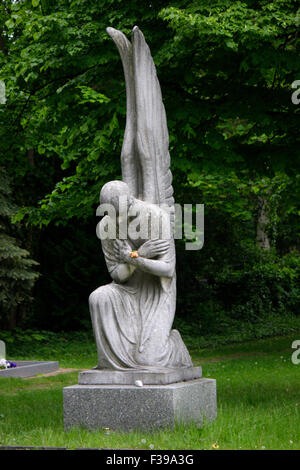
[78,366,203,385]
[63,377,217,431]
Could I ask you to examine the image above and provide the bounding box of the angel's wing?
[107,26,174,213]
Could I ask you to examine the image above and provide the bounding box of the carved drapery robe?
[89,231,192,370]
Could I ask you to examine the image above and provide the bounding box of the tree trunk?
[0,27,6,53]
[8,308,17,330]
[256,196,270,250]
[27,148,35,167]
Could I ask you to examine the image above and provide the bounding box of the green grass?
[0,332,300,450]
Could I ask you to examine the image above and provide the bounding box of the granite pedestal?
[63,368,217,431]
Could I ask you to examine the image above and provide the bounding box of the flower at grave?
[0,359,7,370]
[6,361,17,368]
[0,359,17,369]
[130,250,139,258]
[212,443,219,449]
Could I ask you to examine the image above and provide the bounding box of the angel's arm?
[109,239,172,282]
[117,239,175,279]
[127,254,175,279]
[101,237,136,284]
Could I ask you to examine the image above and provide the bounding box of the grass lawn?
[0,332,300,450]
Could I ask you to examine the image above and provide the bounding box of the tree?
[0,1,298,223]
[0,168,39,329]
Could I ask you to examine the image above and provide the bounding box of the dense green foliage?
[0,0,299,331]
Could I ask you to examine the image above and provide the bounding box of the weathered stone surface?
[63,378,217,431]
[0,360,59,378]
[78,366,202,385]
[0,340,5,359]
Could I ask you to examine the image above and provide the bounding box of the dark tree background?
[0,0,299,335]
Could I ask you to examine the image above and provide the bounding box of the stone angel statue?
[89,26,193,371]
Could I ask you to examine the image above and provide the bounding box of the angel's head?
[100,180,133,216]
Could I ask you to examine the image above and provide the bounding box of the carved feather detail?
[107,26,174,218]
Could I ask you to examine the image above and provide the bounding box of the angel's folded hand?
[138,239,169,259]
[113,239,131,263]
